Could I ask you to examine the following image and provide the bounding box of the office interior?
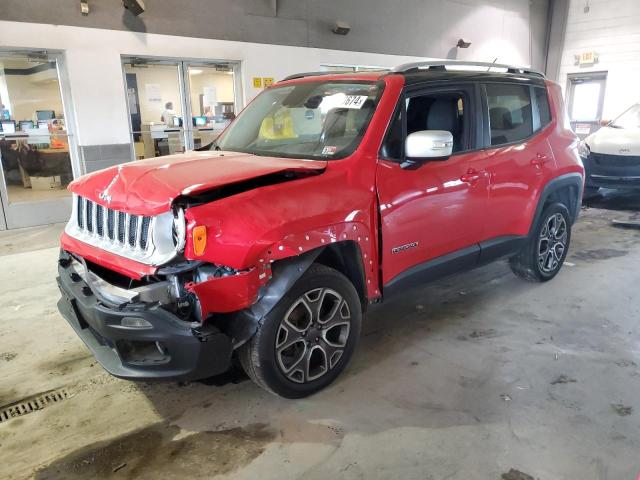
[124,61,237,160]
[0,56,72,205]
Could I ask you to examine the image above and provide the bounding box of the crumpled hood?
[586,126,640,156]
[69,151,327,215]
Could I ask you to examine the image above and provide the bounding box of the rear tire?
[509,202,572,282]
[239,264,362,398]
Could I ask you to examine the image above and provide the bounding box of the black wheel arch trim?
[219,241,368,349]
[529,173,583,233]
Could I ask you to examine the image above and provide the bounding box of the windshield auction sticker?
[340,95,369,109]
[322,146,338,155]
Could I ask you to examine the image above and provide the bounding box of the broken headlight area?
[163,262,250,322]
[60,251,253,325]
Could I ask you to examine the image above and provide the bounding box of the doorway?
[0,50,79,230]
[566,71,607,139]
[122,58,241,160]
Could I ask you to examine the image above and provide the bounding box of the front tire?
[239,264,362,398]
[509,202,572,282]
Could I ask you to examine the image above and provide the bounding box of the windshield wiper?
[195,140,221,151]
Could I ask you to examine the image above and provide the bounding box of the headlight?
[578,140,590,159]
[171,208,186,252]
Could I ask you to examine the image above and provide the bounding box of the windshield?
[610,103,640,129]
[215,81,382,159]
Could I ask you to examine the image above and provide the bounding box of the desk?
[0,133,72,190]
[141,124,184,159]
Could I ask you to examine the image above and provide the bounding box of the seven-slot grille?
[76,196,152,251]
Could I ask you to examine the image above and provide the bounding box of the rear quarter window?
[486,83,533,146]
[534,86,552,129]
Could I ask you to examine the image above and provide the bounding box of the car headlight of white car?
[578,140,590,159]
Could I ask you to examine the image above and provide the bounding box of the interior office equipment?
[19,120,35,131]
[1,120,16,134]
[36,110,55,121]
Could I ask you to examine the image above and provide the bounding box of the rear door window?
[486,83,533,146]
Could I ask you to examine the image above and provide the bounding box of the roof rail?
[392,60,545,78]
[282,71,351,81]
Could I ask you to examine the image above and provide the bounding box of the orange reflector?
[193,225,207,256]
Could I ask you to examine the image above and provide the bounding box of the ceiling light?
[189,69,203,75]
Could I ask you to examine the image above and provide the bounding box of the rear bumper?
[56,252,233,381]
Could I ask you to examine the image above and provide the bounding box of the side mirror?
[402,130,453,168]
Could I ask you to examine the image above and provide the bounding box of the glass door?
[567,72,607,139]
[0,51,79,229]
[184,62,238,149]
[123,60,186,160]
[123,58,241,159]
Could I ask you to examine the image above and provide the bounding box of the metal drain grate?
[0,388,72,423]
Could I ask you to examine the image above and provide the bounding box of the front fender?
[189,221,380,320]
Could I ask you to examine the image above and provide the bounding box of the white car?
[579,103,640,196]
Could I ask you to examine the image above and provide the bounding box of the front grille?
[590,152,640,167]
[75,196,152,252]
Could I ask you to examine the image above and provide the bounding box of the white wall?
[4,72,64,121]
[557,0,640,120]
[0,21,430,148]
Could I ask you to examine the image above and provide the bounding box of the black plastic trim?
[530,172,583,229]
[57,252,233,382]
[382,235,527,298]
[221,248,323,348]
[478,236,526,265]
[383,245,480,298]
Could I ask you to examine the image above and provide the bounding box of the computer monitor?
[193,116,207,127]
[19,120,35,131]
[171,116,183,127]
[37,120,49,129]
[0,121,16,134]
[36,110,55,121]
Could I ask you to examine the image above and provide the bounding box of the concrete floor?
[1,191,639,479]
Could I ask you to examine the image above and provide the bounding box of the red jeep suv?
[57,61,584,398]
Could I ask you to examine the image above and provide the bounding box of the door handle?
[460,168,487,184]
[530,153,549,166]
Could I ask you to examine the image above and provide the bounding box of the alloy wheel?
[275,288,351,384]
[537,212,567,273]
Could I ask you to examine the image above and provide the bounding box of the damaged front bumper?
[56,251,233,381]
